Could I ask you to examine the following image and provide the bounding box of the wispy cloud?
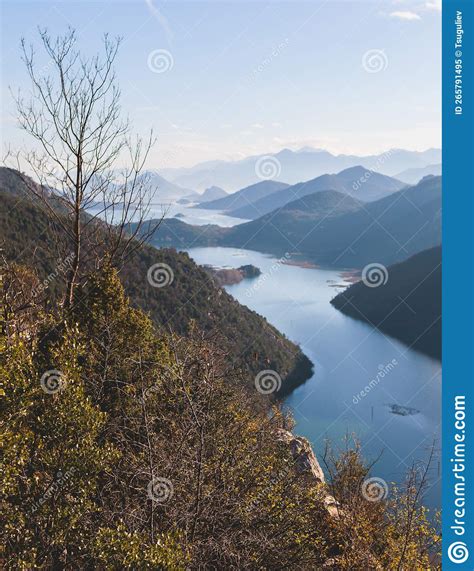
[145,0,174,44]
[424,0,441,11]
[390,10,421,21]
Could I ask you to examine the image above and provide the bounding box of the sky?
[1,0,441,169]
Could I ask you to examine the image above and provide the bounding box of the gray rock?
[276,429,325,483]
[276,429,342,518]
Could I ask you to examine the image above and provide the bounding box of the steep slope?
[331,247,441,359]
[198,180,290,211]
[0,177,313,393]
[0,166,39,197]
[229,166,405,219]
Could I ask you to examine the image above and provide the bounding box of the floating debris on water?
[386,404,420,416]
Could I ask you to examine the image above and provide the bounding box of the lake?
[186,246,442,511]
[87,201,248,227]
[88,197,442,510]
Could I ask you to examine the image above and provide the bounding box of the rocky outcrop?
[276,429,325,482]
[276,429,340,517]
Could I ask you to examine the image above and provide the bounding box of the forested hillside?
[0,172,312,393]
[331,246,442,360]
[1,259,440,569]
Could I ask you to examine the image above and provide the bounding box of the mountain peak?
[203,185,226,194]
[337,165,372,176]
[197,185,228,203]
[274,148,294,157]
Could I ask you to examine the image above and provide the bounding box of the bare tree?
[10,28,160,306]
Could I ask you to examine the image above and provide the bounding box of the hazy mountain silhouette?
[198,180,290,212]
[395,164,442,185]
[140,170,196,202]
[159,147,441,191]
[197,185,228,203]
[228,166,405,219]
[142,176,441,269]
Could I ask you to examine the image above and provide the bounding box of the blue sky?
[1,0,441,168]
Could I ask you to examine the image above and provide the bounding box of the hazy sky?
[1,0,441,168]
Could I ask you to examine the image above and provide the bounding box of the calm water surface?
[186,246,442,510]
[87,201,247,227]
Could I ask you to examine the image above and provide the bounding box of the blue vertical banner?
[443,0,474,568]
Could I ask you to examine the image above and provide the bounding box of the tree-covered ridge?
[331,246,442,360]
[0,262,440,569]
[0,182,312,393]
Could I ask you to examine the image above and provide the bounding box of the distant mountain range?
[228,175,442,267]
[395,164,442,185]
[331,246,441,360]
[159,147,442,192]
[140,175,441,269]
[95,172,228,207]
[226,166,406,220]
